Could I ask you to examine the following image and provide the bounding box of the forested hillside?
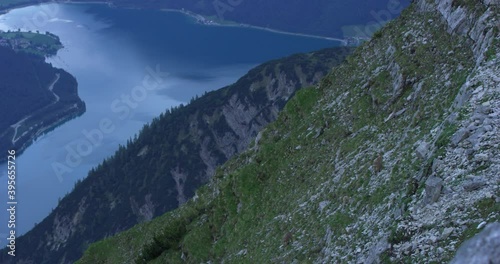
[75,0,500,263]
[0,47,353,264]
[0,45,85,160]
[0,46,55,132]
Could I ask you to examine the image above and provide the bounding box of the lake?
[0,3,339,241]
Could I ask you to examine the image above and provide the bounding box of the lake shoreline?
[0,2,340,240]
[0,102,86,163]
[160,8,347,44]
[0,28,86,164]
[0,0,347,44]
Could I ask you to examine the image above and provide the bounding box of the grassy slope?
[0,47,353,264]
[77,2,499,264]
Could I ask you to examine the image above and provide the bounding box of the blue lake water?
[0,3,340,241]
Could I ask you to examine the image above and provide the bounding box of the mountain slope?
[0,47,353,264]
[0,43,85,161]
[76,0,500,263]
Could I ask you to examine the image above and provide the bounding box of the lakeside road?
[10,73,61,144]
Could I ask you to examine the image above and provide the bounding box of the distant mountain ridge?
[0,47,353,264]
[1,0,410,39]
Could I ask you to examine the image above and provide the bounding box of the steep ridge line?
[0,47,353,264]
[73,0,499,263]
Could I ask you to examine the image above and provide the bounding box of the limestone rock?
[463,178,487,192]
[424,176,443,204]
[450,128,470,147]
[450,223,500,264]
[440,227,454,240]
[416,142,430,160]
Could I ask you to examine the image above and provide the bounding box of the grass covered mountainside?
[0,47,353,264]
[76,0,500,263]
[0,38,85,161]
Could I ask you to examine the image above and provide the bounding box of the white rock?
[319,201,330,212]
[474,153,489,162]
[441,227,454,240]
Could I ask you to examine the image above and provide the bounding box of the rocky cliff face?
[75,0,499,263]
[0,47,352,264]
[451,222,500,264]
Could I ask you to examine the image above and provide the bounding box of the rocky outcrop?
[0,47,352,264]
[74,1,500,263]
[415,0,499,64]
[423,176,443,204]
[451,222,500,264]
[15,0,500,263]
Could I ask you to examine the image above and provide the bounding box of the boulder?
[463,178,487,192]
[416,142,430,160]
[450,128,469,147]
[423,176,443,204]
[450,222,500,264]
[440,227,454,240]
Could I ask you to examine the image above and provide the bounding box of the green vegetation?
[75,3,478,263]
[454,197,500,251]
[435,122,458,156]
[475,198,500,220]
[451,0,487,14]
[0,44,85,162]
[388,224,412,245]
[485,37,498,61]
[342,24,385,39]
[2,47,353,264]
[0,30,62,56]
[2,0,494,263]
